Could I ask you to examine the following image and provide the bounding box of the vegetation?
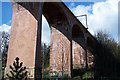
[94,31,120,79]
[6,57,28,80]
[72,31,120,80]
[41,43,50,69]
[1,30,120,79]
[94,31,119,59]
[1,31,9,67]
[41,43,50,78]
[0,31,10,79]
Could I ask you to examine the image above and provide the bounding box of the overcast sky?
[0,0,119,45]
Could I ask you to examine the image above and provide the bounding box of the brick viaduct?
[5,1,97,79]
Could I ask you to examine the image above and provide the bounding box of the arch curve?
[72,24,85,45]
[43,2,69,25]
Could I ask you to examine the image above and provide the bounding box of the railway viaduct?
[5,0,97,79]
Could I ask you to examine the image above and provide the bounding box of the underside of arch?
[42,2,71,77]
[72,25,86,70]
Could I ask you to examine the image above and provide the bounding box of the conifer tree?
[6,57,28,80]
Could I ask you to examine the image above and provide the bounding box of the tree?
[41,43,50,68]
[41,43,50,78]
[1,31,10,67]
[6,57,28,80]
[94,31,120,78]
[0,31,10,79]
[94,31,119,60]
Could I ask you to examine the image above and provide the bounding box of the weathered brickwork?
[6,1,96,79]
[5,3,37,78]
[50,27,70,76]
[72,41,86,69]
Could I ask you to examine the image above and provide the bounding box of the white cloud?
[0,24,11,32]
[70,0,118,41]
[0,26,1,30]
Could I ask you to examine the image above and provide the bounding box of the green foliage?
[6,57,28,80]
[41,43,50,68]
[41,43,50,78]
[82,71,94,79]
[72,76,81,80]
[72,67,94,80]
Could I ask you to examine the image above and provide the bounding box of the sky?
[0,2,11,32]
[0,0,119,45]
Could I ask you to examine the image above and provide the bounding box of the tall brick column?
[50,26,71,77]
[5,2,43,79]
[72,41,86,69]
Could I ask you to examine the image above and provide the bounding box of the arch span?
[6,2,72,79]
[42,2,71,76]
[6,1,97,79]
[72,25,86,77]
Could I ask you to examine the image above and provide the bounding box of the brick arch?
[72,24,86,74]
[7,2,71,79]
[17,2,70,32]
[72,24,86,50]
[43,2,69,25]
[6,1,97,79]
[42,2,71,76]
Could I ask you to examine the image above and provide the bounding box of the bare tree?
[0,31,10,79]
[1,31,10,67]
